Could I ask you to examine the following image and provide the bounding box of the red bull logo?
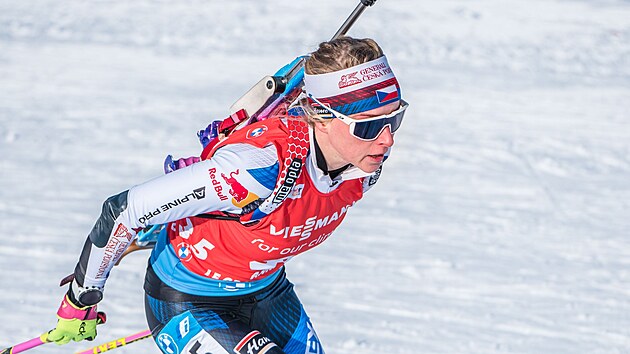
[222,169,260,208]
[222,169,249,202]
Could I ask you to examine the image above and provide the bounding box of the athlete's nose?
[376,126,394,147]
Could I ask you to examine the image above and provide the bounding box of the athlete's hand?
[43,294,105,345]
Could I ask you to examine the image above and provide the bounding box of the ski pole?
[0,334,48,354]
[74,329,152,354]
[0,313,107,353]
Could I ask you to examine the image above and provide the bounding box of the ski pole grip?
[361,0,377,6]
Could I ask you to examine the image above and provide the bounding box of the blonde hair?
[299,36,384,125]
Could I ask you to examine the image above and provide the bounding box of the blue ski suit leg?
[144,267,325,354]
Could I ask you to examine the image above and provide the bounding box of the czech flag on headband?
[375,84,400,104]
[304,55,402,115]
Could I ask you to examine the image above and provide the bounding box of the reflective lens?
[308,94,409,141]
[351,107,406,141]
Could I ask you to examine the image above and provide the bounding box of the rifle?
[228,0,379,123]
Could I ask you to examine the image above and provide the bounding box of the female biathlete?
[44,36,408,354]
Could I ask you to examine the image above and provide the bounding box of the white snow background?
[1,0,629,353]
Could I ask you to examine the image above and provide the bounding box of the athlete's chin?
[357,155,385,173]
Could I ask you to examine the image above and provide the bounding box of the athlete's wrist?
[69,280,103,308]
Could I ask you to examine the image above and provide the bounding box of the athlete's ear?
[313,119,331,135]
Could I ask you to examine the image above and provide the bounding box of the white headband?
[303,55,400,115]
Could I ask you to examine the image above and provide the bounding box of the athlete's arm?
[70,143,280,304]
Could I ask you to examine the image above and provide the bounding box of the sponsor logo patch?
[368,166,382,186]
[272,159,302,204]
[208,168,229,201]
[311,102,335,119]
[288,183,304,200]
[192,187,206,199]
[269,202,354,241]
[222,169,249,202]
[138,187,207,224]
[178,316,190,339]
[156,333,179,354]
[338,72,362,89]
[305,320,323,354]
[176,242,193,262]
[221,169,260,208]
[359,62,392,82]
[113,223,133,241]
[233,330,277,354]
[247,125,268,139]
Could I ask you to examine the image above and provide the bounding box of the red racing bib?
[168,118,364,282]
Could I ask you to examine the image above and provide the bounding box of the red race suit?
[73,116,385,296]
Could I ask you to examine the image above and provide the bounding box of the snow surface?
[1,0,629,353]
